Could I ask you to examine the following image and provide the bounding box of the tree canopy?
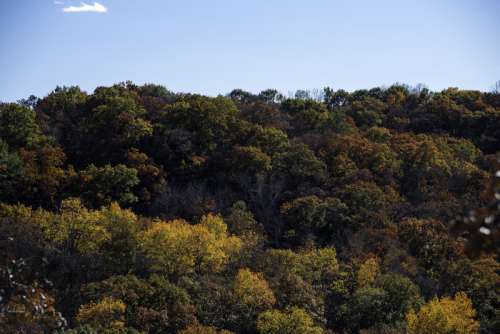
[0,83,498,333]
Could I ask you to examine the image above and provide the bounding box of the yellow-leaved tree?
[234,268,276,311]
[257,307,324,334]
[140,213,242,278]
[32,198,140,275]
[76,296,126,331]
[406,292,479,334]
[356,256,380,288]
[34,198,109,254]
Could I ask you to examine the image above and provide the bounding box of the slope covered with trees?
[0,82,499,333]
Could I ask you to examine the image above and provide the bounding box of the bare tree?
[494,80,500,94]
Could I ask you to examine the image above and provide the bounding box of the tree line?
[0,82,499,333]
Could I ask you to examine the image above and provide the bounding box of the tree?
[125,148,167,213]
[323,87,349,109]
[35,86,87,160]
[406,292,479,334]
[356,257,380,288]
[76,84,153,164]
[178,324,234,334]
[338,181,399,228]
[261,248,338,323]
[249,126,290,158]
[228,89,256,104]
[280,195,351,246]
[78,164,140,208]
[347,287,389,330]
[34,199,139,272]
[0,284,64,334]
[258,89,282,104]
[281,98,330,134]
[234,268,275,310]
[0,140,23,203]
[82,274,197,334]
[159,95,239,155]
[0,202,66,333]
[139,214,242,279]
[398,218,460,281]
[0,82,498,334]
[320,133,402,184]
[95,203,141,275]
[327,271,422,332]
[274,143,326,183]
[0,103,43,149]
[231,268,276,333]
[257,307,323,334]
[35,198,110,255]
[229,146,272,174]
[441,256,500,332]
[76,297,126,331]
[379,275,422,324]
[18,144,71,208]
[224,201,265,239]
[347,96,387,128]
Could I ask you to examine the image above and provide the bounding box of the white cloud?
[54,1,65,5]
[62,2,107,13]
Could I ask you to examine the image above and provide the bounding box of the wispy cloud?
[62,2,108,13]
[54,1,65,5]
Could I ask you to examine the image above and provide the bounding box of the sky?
[1,0,499,102]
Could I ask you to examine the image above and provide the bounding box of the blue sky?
[1,0,499,102]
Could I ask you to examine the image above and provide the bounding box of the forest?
[0,82,499,334]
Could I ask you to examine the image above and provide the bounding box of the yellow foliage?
[406,292,479,334]
[201,213,228,239]
[234,268,275,310]
[356,256,380,288]
[178,324,235,334]
[297,247,338,284]
[257,307,323,334]
[33,198,110,253]
[33,198,140,255]
[140,214,242,277]
[76,297,126,330]
[99,202,140,236]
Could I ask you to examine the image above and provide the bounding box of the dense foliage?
[1,82,499,333]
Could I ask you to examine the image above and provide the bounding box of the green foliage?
[125,148,167,212]
[0,140,23,201]
[280,195,351,245]
[159,95,239,154]
[249,126,290,157]
[83,274,196,333]
[338,181,399,228]
[329,272,422,332]
[0,103,43,148]
[79,164,140,207]
[1,83,498,333]
[282,98,331,134]
[275,143,326,182]
[230,145,272,174]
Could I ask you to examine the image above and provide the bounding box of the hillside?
[1,83,499,333]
